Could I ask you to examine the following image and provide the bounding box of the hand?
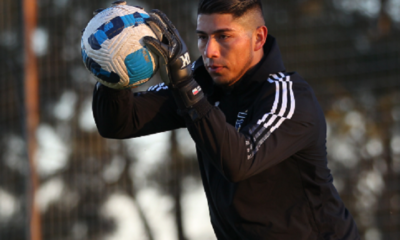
[143,9,192,87]
[143,10,204,109]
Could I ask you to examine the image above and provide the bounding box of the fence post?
[22,0,42,239]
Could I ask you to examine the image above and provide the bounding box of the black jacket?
[93,35,359,240]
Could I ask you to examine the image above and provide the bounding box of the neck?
[228,48,264,86]
[252,47,264,70]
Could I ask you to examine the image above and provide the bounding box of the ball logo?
[192,86,202,96]
[180,52,191,68]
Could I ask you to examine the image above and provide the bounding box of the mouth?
[207,65,224,74]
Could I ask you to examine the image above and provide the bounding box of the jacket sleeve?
[92,82,186,139]
[184,79,323,183]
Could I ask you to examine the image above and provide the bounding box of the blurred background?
[1,0,399,239]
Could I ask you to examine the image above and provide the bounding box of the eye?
[218,34,230,40]
[197,34,207,40]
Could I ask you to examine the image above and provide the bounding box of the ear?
[254,26,268,51]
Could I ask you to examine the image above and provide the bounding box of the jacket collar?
[193,35,286,96]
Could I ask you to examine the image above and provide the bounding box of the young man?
[93,0,360,239]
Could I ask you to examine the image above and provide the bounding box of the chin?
[213,79,230,86]
[211,76,233,86]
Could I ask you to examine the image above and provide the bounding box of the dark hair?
[197,0,263,18]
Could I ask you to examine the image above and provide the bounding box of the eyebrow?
[196,28,235,35]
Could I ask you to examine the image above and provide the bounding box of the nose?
[204,38,219,59]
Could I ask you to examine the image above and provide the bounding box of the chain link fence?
[1,0,399,239]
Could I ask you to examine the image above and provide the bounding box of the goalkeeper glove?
[143,9,204,111]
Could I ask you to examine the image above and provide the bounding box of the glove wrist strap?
[171,79,204,110]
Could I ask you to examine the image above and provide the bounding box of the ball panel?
[86,10,150,51]
[120,12,150,27]
[100,17,125,40]
[89,31,105,50]
[81,49,120,84]
[125,47,154,85]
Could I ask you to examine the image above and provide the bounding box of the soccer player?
[93,0,360,239]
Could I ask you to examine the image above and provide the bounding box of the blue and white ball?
[81,4,158,89]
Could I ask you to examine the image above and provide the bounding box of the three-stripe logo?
[246,72,296,160]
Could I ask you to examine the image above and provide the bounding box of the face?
[196,13,260,86]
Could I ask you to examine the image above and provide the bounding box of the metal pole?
[22,0,42,239]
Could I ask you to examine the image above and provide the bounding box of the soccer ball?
[81,4,158,89]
